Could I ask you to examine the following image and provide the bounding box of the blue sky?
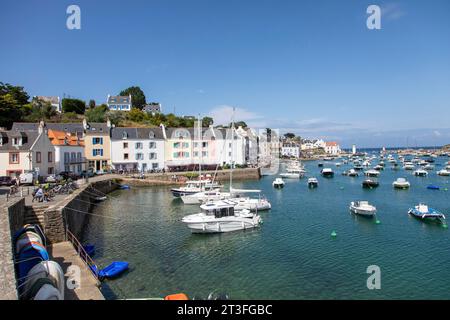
[1,0,449,147]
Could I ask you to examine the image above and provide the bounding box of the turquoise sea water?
[83,156,450,299]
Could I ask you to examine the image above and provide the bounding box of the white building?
[281,143,300,158]
[107,95,132,111]
[111,127,165,172]
[47,129,85,174]
[324,141,341,155]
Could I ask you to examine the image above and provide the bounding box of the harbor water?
[83,156,450,299]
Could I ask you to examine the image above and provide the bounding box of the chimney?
[38,121,45,134]
[160,123,167,139]
[106,118,111,128]
[82,118,88,130]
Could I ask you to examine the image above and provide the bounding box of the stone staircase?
[23,205,49,227]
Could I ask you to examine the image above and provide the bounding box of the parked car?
[0,176,17,186]
[19,172,36,185]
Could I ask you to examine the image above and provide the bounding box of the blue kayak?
[16,243,49,285]
[98,261,129,279]
[427,185,440,190]
[119,185,130,190]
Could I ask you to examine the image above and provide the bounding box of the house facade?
[47,129,85,174]
[324,141,341,155]
[143,103,162,115]
[0,122,55,178]
[111,127,165,172]
[107,95,132,111]
[83,119,112,173]
[281,143,300,158]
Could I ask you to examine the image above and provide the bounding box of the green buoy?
[444,188,448,191]
[375,219,381,224]
[331,230,337,237]
[442,224,448,229]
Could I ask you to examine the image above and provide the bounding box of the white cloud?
[208,105,264,126]
[434,130,442,137]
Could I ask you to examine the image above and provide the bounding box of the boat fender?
[165,293,189,300]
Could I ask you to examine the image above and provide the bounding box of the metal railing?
[66,229,100,283]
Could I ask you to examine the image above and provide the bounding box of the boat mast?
[198,114,202,181]
[230,108,235,192]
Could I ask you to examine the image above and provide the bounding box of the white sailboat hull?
[183,217,261,233]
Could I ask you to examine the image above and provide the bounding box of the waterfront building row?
[0,121,280,177]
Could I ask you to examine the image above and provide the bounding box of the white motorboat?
[414,169,428,177]
[424,164,434,170]
[349,201,377,217]
[308,177,318,188]
[321,168,334,178]
[279,172,302,179]
[273,178,285,188]
[403,162,415,170]
[181,200,262,233]
[364,169,380,177]
[348,169,359,177]
[171,179,220,197]
[437,169,450,176]
[393,177,410,189]
[181,190,231,204]
[228,196,272,211]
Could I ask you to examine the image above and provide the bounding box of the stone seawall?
[120,167,261,186]
[0,198,26,300]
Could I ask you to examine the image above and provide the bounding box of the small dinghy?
[364,169,380,177]
[308,177,319,188]
[414,169,428,177]
[97,261,129,279]
[94,196,107,202]
[393,178,410,189]
[427,185,440,190]
[321,168,334,178]
[16,242,49,283]
[362,179,379,189]
[272,178,285,189]
[408,203,446,224]
[349,201,377,217]
[23,261,65,300]
[119,185,131,190]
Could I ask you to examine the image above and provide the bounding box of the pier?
[0,167,261,300]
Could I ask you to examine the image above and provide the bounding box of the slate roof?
[0,130,40,151]
[111,127,165,140]
[107,95,132,105]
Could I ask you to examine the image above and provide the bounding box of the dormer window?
[149,131,155,139]
[122,131,128,139]
[12,137,21,146]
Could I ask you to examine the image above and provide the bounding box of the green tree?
[229,121,247,128]
[62,98,86,114]
[0,82,30,128]
[119,86,146,109]
[0,82,29,105]
[126,108,147,123]
[284,132,296,139]
[202,116,214,127]
[85,104,108,123]
[24,98,56,122]
[88,99,96,109]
